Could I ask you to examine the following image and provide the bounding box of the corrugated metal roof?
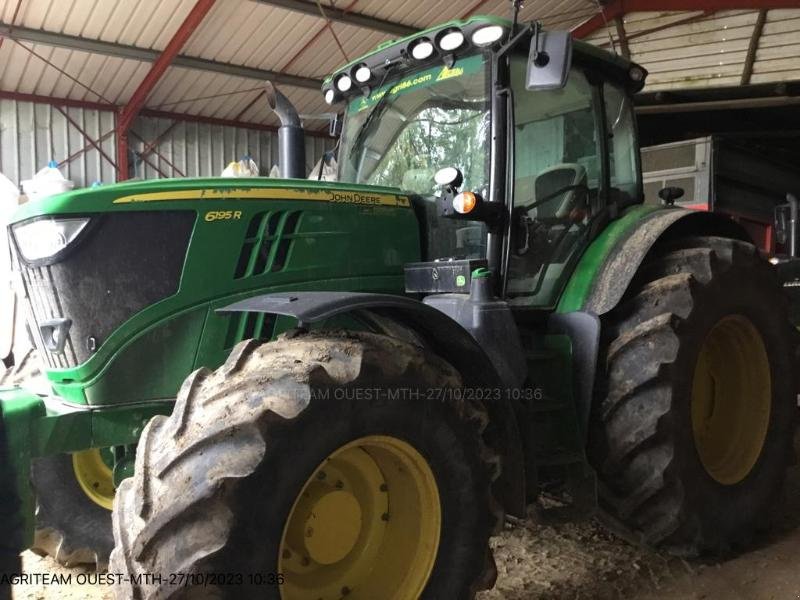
[1,0,799,128]
[584,8,800,91]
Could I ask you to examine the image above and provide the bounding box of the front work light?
[410,39,435,60]
[438,29,465,52]
[354,64,372,83]
[472,25,505,47]
[324,89,336,104]
[336,74,353,92]
[12,217,90,263]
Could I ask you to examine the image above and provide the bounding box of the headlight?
[12,217,90,262]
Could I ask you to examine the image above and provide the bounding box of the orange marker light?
[453,191,478,214]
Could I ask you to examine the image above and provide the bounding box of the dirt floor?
[11,434,800,600]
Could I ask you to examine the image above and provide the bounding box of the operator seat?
[532,163,587,222]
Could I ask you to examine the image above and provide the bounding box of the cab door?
[504,54,640,308]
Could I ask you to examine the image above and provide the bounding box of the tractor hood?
[7,177,419,406]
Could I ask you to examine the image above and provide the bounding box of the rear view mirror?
[526,30,572,90]
[775,193,799,257]
[775,204,790,246]
[658,186,684,205]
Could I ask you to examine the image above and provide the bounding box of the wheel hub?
[691,314,771,485]
[301,490,363,565]
[72,448,115,510]
[279,435,441,600]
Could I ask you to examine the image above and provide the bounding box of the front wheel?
[590,236,796,555]
[30,451,115,568]
[111,331,501,599]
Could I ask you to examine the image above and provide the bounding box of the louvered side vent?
[224,312,278,350]
[234,210,303,279]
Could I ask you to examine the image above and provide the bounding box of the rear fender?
[558,207,751,315]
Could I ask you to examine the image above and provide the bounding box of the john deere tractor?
[1,13,796,600]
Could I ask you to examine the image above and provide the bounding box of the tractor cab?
[325,15,646,308]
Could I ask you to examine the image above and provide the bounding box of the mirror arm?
[530,21,544,65]
[495,21,536,59]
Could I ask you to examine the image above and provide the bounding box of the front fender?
[558,206,752,315]
[220,291,528,517]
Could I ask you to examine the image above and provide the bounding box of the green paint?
[556,205,661,313]
[10,178,420,406]
[0,388,45,546]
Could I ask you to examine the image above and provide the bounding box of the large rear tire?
[111,330,501,599]
[590,236,796,555]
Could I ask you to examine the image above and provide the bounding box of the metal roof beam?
[741,9,767,85]
[253,0,416,36]
[614,17,630,57]
[118,0,217,133]
[117,0,217,179]
[0,23,323,90]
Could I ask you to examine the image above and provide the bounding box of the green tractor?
[1,12,796,600]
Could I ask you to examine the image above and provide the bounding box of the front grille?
[234,210,303,279]
[13,211,195,369]
[17,263,78,369]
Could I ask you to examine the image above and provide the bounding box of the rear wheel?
[111,331,501,599]
[591,236,796,555]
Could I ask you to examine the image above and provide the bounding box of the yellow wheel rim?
[691,315,771,485]
[72,448,115,510]
[279,435,441,600]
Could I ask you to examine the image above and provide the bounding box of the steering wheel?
[518,182,589,215]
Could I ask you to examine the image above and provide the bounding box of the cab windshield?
[339,53,491,260]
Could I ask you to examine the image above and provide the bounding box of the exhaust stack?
[264,82,306,179]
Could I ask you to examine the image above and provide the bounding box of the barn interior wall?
[0,99,335,188]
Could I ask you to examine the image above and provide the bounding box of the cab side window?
[604,82,640,203]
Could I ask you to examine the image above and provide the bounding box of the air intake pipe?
[264,81,305,179]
